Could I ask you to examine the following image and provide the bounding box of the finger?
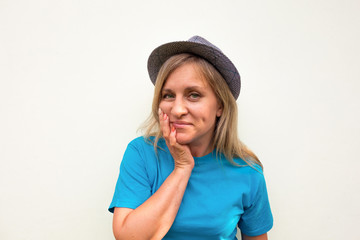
[158,108,170,138]
[169,126,177,147]
[162,113,170,138]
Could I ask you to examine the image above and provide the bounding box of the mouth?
[171,121,192,128]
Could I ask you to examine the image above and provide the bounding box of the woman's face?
[159,62,222,148]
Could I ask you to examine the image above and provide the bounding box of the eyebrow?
[162,86,203,93]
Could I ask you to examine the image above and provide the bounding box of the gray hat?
[147,36,241,100]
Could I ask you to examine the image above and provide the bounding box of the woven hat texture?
[147,36,241,99]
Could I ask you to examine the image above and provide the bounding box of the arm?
[238,170,273,240]
[242,233,268,240]
[113,167,192,240]
[112,109,194,240]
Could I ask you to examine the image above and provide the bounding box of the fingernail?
[171,126,175,132]
[164,113,167,120]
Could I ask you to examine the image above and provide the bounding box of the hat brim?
[147,40,241,100]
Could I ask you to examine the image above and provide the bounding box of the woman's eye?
[189,93,200,99]
[162,94,174,99]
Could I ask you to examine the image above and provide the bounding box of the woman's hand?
[159,108,195,170]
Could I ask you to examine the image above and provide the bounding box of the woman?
[109,36,273,240]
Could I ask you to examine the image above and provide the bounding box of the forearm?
[114,167,192,240]
[242,233,268,240]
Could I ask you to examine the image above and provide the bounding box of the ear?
[216,105,223,117]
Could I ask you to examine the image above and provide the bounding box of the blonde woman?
[109,36,273,240]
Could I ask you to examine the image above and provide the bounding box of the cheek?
[196,108,218,124]
[159,102,171,114]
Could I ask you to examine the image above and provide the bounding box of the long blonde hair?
[141,53,262,169]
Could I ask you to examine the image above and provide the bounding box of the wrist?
[173,164,194,177]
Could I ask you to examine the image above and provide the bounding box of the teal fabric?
[109,137,273,239]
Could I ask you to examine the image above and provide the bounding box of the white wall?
[1,0,359,239]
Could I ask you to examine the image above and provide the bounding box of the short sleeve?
[238,173,273,236]
[108,141,152,213]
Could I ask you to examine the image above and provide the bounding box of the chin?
[175,138,191,145]
[175,134,193,145]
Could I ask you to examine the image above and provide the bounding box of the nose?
[171,97,188,118]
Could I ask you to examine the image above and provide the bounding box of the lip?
[171,121,192,128]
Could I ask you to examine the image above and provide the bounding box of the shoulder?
[121,137,152,162]
[229,157,271,209]
[121,137,159,172]
[128,136,151,147]
[128,136,166,149]
[229,156,267,189]
[125,136,168,160]
[121,137,173,182]
[127,136,155,153]
[231,156,264,176]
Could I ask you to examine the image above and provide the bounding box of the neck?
[189,141,214,157]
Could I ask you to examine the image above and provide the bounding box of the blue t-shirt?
[109,137,273,239]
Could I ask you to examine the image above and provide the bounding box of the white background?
[1,0,360,239]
